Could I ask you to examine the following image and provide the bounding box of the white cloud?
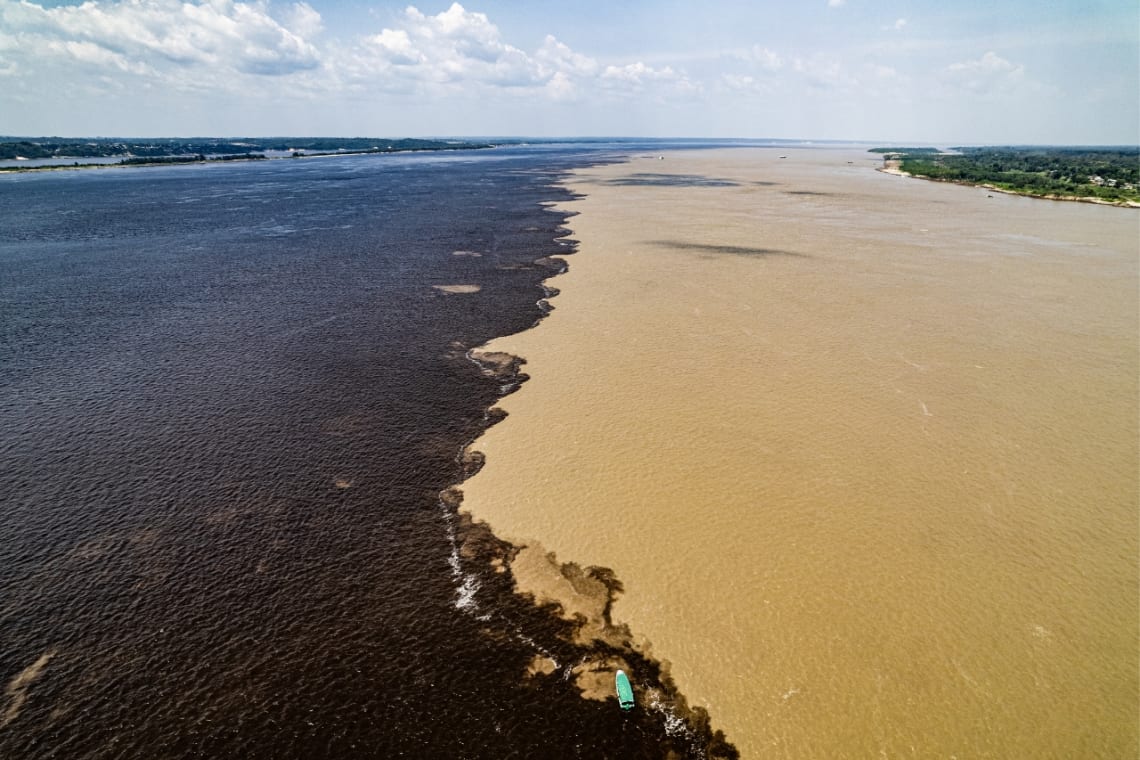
[346,3,696,99]
[792,55,857,90]
[353,3,538,87]
[0,1,614,99]
[720,45,864,99]
[0,0,1131,142]
[532,35,598,99]
[48,39,151,75]
[536,34,598,78]
[944,51,1027,95]
[949,51,1020,76]
[722,73,755,89]
[718,71,780,97]
[603,62,668,84]
[544,70,576,100]
[749,46,784,71]
[716,45,785,95]
[599,61,698,99]
[0,0,322,81]
[285,2,322,39]
[366,29,422,66]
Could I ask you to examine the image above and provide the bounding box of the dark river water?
[0,145,742,758]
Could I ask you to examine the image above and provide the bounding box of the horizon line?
[2,135,1138,149]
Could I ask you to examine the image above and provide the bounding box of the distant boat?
[615,669,635,711]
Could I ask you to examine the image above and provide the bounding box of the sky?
[1,0,1137,143]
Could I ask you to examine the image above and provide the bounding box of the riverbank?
[873,146,1140,207]
[0,136,497,172]
[0,146,494,173]
[878,165,1140,207]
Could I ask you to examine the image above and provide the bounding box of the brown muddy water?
[460,149,1140,758]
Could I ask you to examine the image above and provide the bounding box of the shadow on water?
[650,240,808,258]
[592,173,740,188]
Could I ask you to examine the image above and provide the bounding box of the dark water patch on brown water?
[0,147,735,758]
[650,240,807,258]
[595,173,740,188]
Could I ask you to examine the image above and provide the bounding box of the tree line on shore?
[117,154,269,166]
[0,137,493,161]
[872,146,1140,203]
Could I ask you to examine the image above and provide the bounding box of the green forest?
[872,146,1140,204]
[0,137,493,161]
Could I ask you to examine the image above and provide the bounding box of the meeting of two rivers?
[1,144,1136,758]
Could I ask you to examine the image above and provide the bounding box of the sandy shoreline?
[876,159,1140,207]
[460,147,1139,757]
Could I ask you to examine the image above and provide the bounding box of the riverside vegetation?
[0,137,493,170]
[872,146,1140,204]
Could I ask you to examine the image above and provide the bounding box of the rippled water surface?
[0,146,739,759]
[461,148,1139,759]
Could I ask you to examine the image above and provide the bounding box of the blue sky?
[1,0,1137,143]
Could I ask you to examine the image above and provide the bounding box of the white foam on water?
[455,572,481,611]
[439,497,566,669]
[648,692,705,759]
[440,506,483,614]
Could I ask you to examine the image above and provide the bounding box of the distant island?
[872,146,1140,206]
[0,137,494,171]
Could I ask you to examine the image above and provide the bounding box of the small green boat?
[615,669,635,711]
